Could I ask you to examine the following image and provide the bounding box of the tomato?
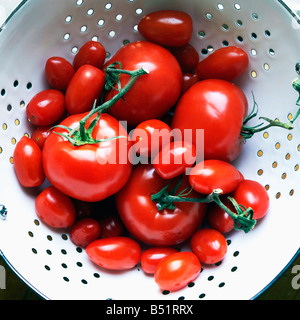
[190,228,227,264]
[189,160,243,195]
[26,89,65,126]
[99,214,125,238]
[154,251,201,292]
[232,180,269,220]
[115,164,207,246]
[132,119,172,158]
[35,186,76,228]
[153,141,196,180]
[170,44,199,72]
[45,56,75,92]
[13,136,45,187]
[73,199,95,220]
[70,218,101,248]
[73,40,106,70]
[104,41,182,126]
[181,72,199,95]
[42,112,133,202]
[65,65,106,115]
[141,247,178,274]
[86,237,141,271]
[172,79,248,162]
[195,46,249,81]
[138,10,193,47]
[31,126,52,150]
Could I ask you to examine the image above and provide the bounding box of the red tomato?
[45,56,75,92]
[104,41,182,126]
[73,41,106,70]
[13,136,45,187]
[181,72,199,95]
[170,44,199,72]
[141,247,178,274]
[65,65,105,115]
[132,119,173,158]
[172,79,248,162]
[73,199,95,220]
[35,186,76,228]
[138,10,193,47]
[233,180,270,220]
[153,141,196,180]
[31,126,52,150]
[195,46,249,81]
[99,214,125,238]
[115,164,207,246]
[42,112,133,202]
[26,89,65,126]
[154,251,201,292]
[189,160,243,195]
[190,228,227,264]
[86,237,141,271]
[70,218,101,248]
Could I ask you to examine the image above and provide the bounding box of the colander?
[0,0,300,301]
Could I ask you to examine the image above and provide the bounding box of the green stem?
[0,204,7,220]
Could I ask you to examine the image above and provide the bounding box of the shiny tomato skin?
[99,215,125,238]
[170,44,199,72]
[172,79,247,162]
[154,251,201,292]
[65,65,105,115]
[190,228,227,264]
[115,164,207,246]
[181,72,199,95]
[195,46,249,81]
[42,112,133,202]
[141,247,178,274]
[138,10,193,47]
[35,186,76,228]
[13,136,45,187]
[45,56,75,92]
[70,218,101,248]
[31,126,52,150]
[26,89,65,126]
[189,160,243,195]
[86,237,142,271]
[104,41,182,126]
[73,41,106,70]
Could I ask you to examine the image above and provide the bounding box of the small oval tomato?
[26,89,65,126]
[45,56,75,92]
[73,40,106,70]
[154,251,201,292]
[153,141,196,180]
[138,10,193,47]
[35,186,76,228]
[189,160,243,195]
[31,126,52,150]
[170,44,199,72]
[195,46,249,81]
[99,214,125,238]
[70,218,101,248]
[181,72,199,95]
[86,237,141,271]
[65,64,106,115]
[13,136,45,187]
[141,247,178,274]
[190,228,227,264]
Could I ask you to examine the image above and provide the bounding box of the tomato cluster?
[13,9,286,293]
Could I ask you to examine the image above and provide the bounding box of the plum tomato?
[170,44,199,72]
[31,126,52,150]
[70,218,101,248]
[181,72,199,95]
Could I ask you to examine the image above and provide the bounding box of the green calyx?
[0,204,7,220]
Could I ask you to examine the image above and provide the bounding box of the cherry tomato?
[190,228,227,264]
[73,199,95,220]
[45,56,75,92]
[195,46,249,81]
[189,160,243,195]
[138,10,193,47]
[13,136,45,187]
[42,112,133,202]
[154,251,201,292]
[170,44,199,72]
[31,126,52,150]
[132,119,172,158]
[35,186,76,228]
[65,65,106,115]
[153,141,196,180]
[233,179,270,220]
[181,72,199,95]
[26,89,65,126]
[86,237,141,271]
[141,247,178,274]
[73,40,106,70]
[99,214,125,238]
[172,79,248,162]
[104,41,182,126]
[70,218,101,248]
[115,164,207,246]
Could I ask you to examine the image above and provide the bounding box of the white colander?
[0,0,300,300]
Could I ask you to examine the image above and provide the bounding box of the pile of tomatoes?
[13,10,273,292]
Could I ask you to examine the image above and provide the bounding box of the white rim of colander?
[0,0,299,301]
